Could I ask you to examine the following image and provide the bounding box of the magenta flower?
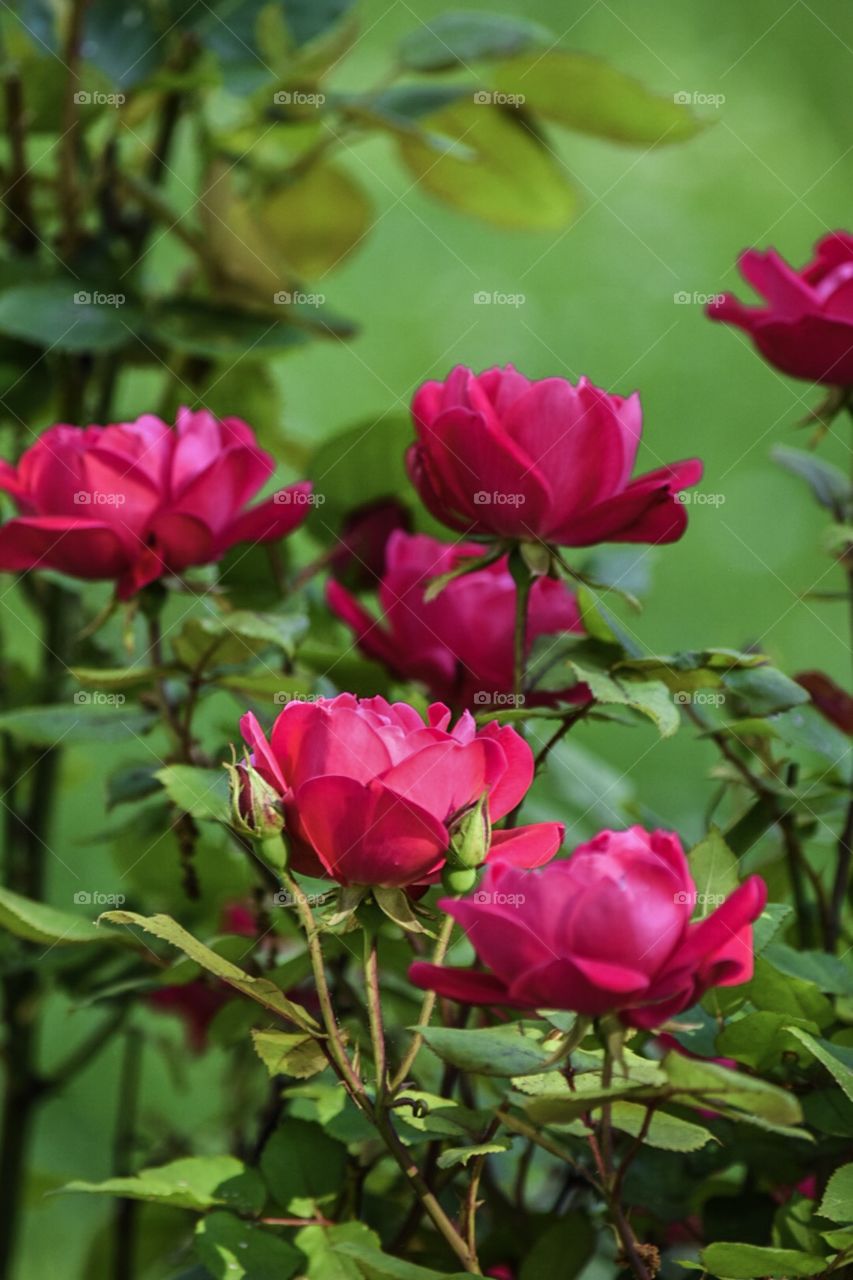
[239,693,563,888]
[0,408,311,598]
[410,826,766,1029]
[327,531,586,709]
[708,232,853,384]
[406,365,701,545]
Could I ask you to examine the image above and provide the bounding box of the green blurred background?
[16,0,853,1274]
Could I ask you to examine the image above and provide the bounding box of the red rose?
[239,694,563,888]
[406,365,701,545]
[708,232,853,384]
[410,826,766,1029]
[0,407,311,598]
[327,531,586,709]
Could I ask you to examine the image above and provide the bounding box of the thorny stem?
[363,931,387,1106]
[595,1044,651,1280]
[511,555,533,707]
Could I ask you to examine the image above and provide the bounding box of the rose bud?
[327,531,587,709]
[225,757,286,870]
[406,365,701,546]
[328,497,412,590]
[410,827,766,1029]
[795,670,853,735]
[238,693,563,889]
[0,407,311,598]
[707,232,853,385]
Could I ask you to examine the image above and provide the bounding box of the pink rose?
[327,531,587,709]
[410,827,766,1029]
[708,232,853,384]
[328,497,412,590]
[239,694,563,888]
[406,365,701,545]
[0,407,311,598]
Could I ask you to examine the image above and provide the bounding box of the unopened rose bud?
[441,865,478,895]
[447,793,490,871]
[226,759,284,841]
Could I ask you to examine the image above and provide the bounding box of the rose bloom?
[327,497,412,590]
[708,232,853,384]
[410,826,766,1029]
[327,531,586,709]
[239,694,563,888]
[0,408,311,598]
[406,365,702,544]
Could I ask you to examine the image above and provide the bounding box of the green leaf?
[330,1239,471,1279]
[687,828,739,917]
[716,1012,820,1072]
[745,957,834,1028]
[71,666,167,691]
[398,100,578,230]
[0,281,141,353]
[60,1156,265,1214]
[568,662,679,737]
[519,1215,595,1280]
[259,1119,346,1213]
[754,903,794,952]
[489,50,704,145]
[608,1102,715,1152]
[306,415,415,546]
[0,703,155,746]
[785,1027,853,1102]
[524,1075,659,1124]
[771,444,849,513]
[145,298,311,360]
[764,944,853,995]
[819,1163,853,1223]
[106,763,162,811]
[435,1139,511,1169]
[195,1212,301,1280]
[251,1029,328,1079]
[100,910,319,1033]
[662,1051,804,1128]
[418,1024,557,1076]
[700,1243,825,1278]
[296,1222,382,1280]
[155,766,230,824]
[172,610,307,670]
[399,12,550,71]
[722,666,810,715]
[0,885,128,948]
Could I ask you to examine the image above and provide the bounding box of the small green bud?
[224,755,285,842]
[442,865,478,895]
[447,792,491,870]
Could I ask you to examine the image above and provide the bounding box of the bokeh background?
[13,0,853,1274]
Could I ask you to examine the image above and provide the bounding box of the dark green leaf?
[195,1212,301,1280]
[399,12,550,71]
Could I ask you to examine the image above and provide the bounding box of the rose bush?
[0,408,311,598]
